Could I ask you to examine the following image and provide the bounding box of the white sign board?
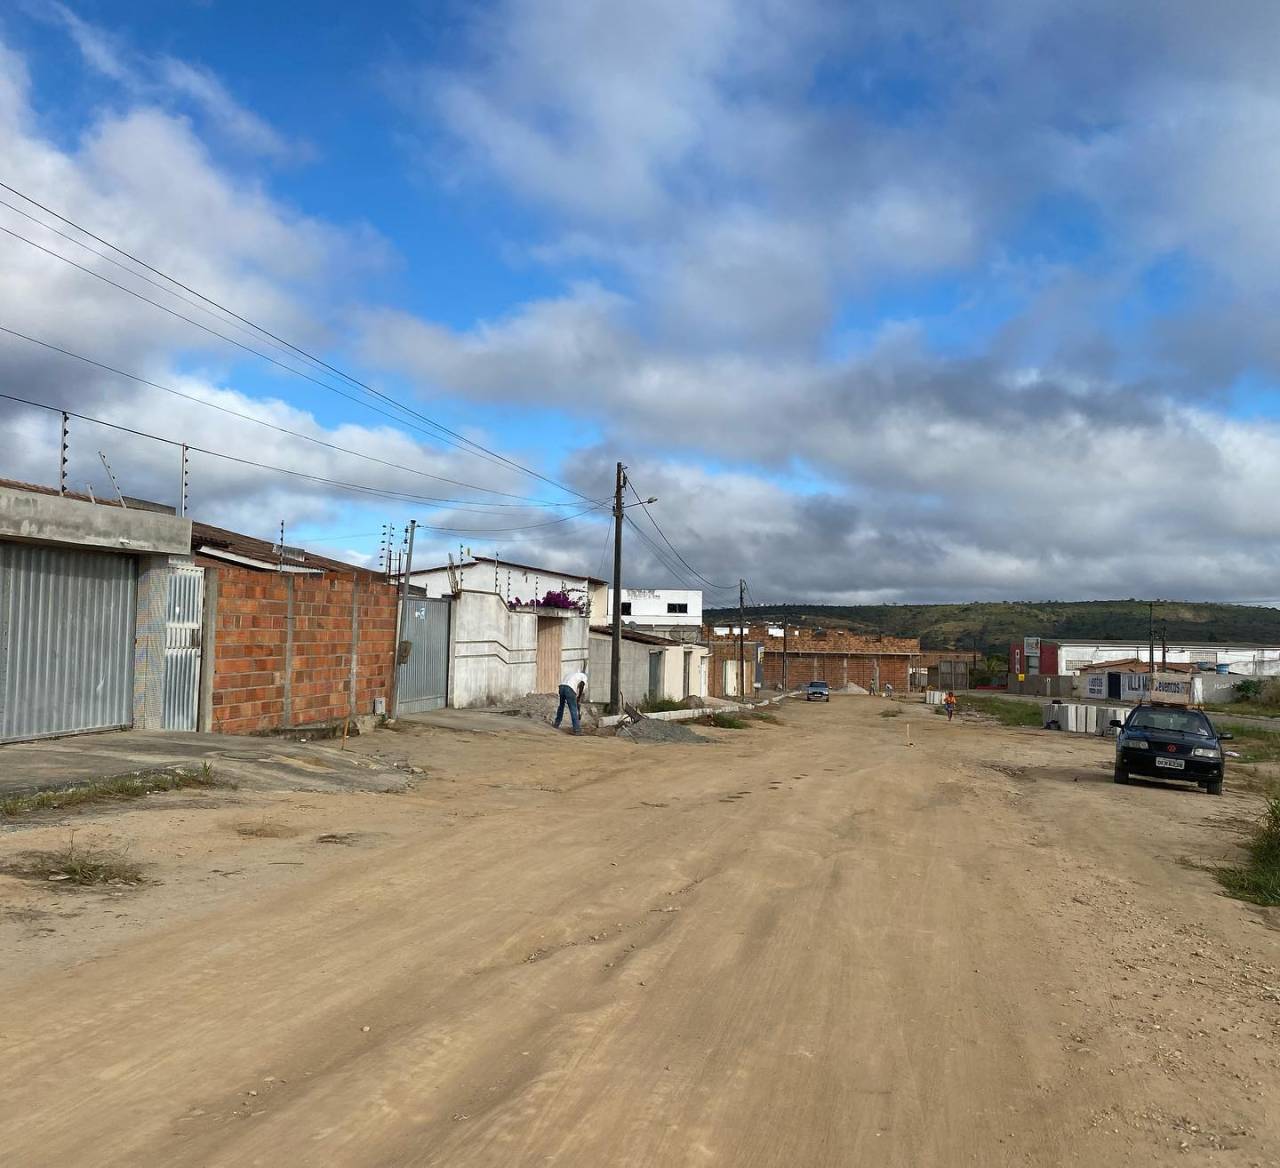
[1149,672,1201,706]
[1085,674,1105,699]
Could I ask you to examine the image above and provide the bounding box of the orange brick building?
[706,624,920,694]
[195,523,399,735]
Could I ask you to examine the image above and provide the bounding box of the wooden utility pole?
[609,462,626,714]
[738,579,746,699]
[782,622,789,692]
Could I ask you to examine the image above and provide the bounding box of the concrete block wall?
[450,590,537,708]
[207,567,397,734]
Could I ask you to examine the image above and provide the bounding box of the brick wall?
[207,565,398,735]
[762,651,911,692]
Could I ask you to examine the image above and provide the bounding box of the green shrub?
[1217,798,1280,905]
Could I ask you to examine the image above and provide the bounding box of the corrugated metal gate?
[162,565,204,731]
[396,597,451,714]
[0,542,137,743]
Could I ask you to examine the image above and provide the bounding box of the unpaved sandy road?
[1,699,1277,1167]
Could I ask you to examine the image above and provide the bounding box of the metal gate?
[0,542,136,743]
[162,565,204,731]
[396,597,451,714]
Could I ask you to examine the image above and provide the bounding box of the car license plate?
[1155,757,1185,770]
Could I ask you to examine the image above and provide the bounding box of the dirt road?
[1,700,1276,1166]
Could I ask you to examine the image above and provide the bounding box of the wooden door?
[536,617,563,692]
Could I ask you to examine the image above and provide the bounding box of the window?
[1129,708,1211,736]
[666,602,688,614]
[620,602,632,615]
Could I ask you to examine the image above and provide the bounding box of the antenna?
[97,451,127,508]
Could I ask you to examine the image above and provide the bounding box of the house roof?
[1080,658,1195,674]
[191,520,382,577]
[0,477,379,577]
[590,625,682,646]
[414,555,606,585]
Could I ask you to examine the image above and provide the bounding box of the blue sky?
[5,1,1280,604]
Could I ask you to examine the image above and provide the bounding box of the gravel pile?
[499,693,601,732]
[618,718,707,744]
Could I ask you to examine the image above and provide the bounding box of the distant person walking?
[884,682,894,699]
[554,668,589,735]
[944,690,957,722]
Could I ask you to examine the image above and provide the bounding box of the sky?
[3,1,1280,607]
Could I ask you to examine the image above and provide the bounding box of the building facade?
[707,624,920,695]
[606,587,703,642]
[410,556,608,622]
[1010,637,1280,682]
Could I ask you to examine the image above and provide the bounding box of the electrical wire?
[622,513,739,598]
[0,323,593,510]
[0,389,604,530]
[0,180,595,503]
[626,478,735,590]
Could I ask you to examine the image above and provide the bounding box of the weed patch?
[1216,798,1280,906]
[1215,723,1280,766]
[4,833,147,887]
[957,696,1043,727]
[705,712,748,730]
[751,711,781,725]
[880,708,902,718]
[1,766,226,818]
[639,697,685,713]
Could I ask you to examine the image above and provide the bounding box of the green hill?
[703,600,1280,656]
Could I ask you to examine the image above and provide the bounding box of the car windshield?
[808,682,826,689]
[1128,708,1212,736]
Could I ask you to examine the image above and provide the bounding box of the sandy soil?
[0,699,1276,1167]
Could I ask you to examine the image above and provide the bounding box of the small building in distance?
[606,587,703,642]
[1009,635,1280,696]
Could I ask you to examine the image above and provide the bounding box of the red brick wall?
[207,566,399,735]
[762,652,911,692]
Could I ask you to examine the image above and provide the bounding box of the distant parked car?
[1111,706,1231,796]
[805,681,830,702]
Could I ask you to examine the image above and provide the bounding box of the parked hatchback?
[805,681,830,702]
[1111,706,1231,796]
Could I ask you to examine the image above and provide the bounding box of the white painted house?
[409,556,609,622]
[607,588,702,641]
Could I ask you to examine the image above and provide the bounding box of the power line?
[626,478,735,590]
[622,514,739,598]
[0,323,592,510]
[1,389,605,530]
[0,179,594,503]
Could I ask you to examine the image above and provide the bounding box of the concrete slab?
[0,729,411,797]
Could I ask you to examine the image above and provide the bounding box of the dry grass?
[704,712,748,730]
[3,832,147,887]
[1,765,225,818]
[1217,798,1280,906]
[880,707,902,718]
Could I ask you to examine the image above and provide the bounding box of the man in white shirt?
[554,669,589,735]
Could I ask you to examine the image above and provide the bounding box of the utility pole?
[178,444,189,517]
[738,579,746,699]
[1148,599,1156,700]
[609,462,626,714]
[1161,623,1168,672]
[391,519,417,717]
[782,622,789,692]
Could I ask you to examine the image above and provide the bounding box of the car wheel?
[1206,778,1223,796]
[1113,765,1128,784]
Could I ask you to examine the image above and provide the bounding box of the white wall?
[449,590,588,708]
[411,560,606,621]
[608,587,702,627]
[1056,641,1280,678]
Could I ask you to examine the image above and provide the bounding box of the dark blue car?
[1110,706,1230,796]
